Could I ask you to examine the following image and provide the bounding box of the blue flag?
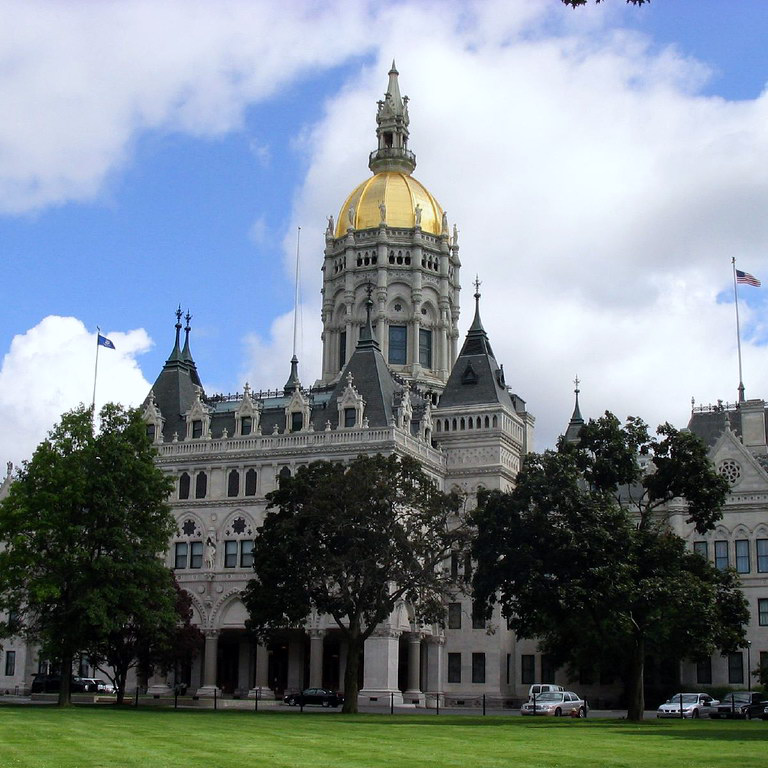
[97,334,116,350]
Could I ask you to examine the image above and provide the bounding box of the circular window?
[719,459,741,485]
[394,303,402,312]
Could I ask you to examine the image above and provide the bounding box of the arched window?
[492,415,498,428]
[195,471,207,499]
[227,470,239,498]
[460,418,465,430]
[278,466,292,483]
[178,472,190,500]
[484,416,490,428]
[245,468,257,497]
[452,418,457,431]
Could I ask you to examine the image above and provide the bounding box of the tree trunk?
[341,624,363,714]
[57,650,73,707]
[626,633,645,721]
[114,661,128,705]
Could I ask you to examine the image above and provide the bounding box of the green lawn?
[0,706,766,768]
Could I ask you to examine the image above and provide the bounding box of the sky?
[2,0,768,467]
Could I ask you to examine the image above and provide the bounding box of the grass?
[0,706,766,768]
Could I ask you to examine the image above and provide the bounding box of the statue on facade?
[441,211,449,234]
[347,205,356,228]
[379,201,386,224]
[326,215,334,235]
[204,535,216,570]
[414,203,422,227]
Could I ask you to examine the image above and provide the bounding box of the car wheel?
[322,700,331,708]
[692,709,699,719]
[578,708,586,718]
[288,697,296,706]
[554,708,562,717]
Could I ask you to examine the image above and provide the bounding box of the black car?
[710,692,768,719]
[30,674,95,693]
[283,687,344,708]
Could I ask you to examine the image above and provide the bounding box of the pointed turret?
[148,308,204,443]
[284,355,301,393]
[438,278,511,409]
[369,61,416,174]
[181,310,202,387]
[563,377,585,444]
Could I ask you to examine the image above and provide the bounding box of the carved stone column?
[309,630,326,688]
[359,628,402,705]
[248,641,270,700]
[403,632,425,705]
[424,635,445,707]
[196,629,220,698]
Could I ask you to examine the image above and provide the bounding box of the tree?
[87,575,202,704]
[0,404,176,705]
[242,454,467,713]
[472,413,748,721]
[562,0,650,7]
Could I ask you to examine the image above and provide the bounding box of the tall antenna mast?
[292,226,301,358]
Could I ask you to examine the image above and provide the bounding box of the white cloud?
[0,0,377,213]
[286,3,768,449]
[0,316,152,466]
[240,305,323,394]
[4,0,768,455]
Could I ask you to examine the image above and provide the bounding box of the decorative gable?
[142,390,165,444]
[184,386,213,440]
[234,382,261,436]
[337,372,365,429]
[284,384,311,433]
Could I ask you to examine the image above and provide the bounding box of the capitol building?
[1,65,766,706]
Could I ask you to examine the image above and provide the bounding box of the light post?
[746,640,752,689]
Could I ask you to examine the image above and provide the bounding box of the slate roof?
[687,408,740,448]
[150,321,202,443]
[438,292,516,411]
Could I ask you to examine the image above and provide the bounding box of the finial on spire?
[175,305,182,325]
[184,310,192,332]
[574,375,580,395]
[356,282,380,351]
[390,59,397,73]
[473,275,482,298]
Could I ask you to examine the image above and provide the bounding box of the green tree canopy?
[0,404,177,705]
[242,454,467,713]
[473,413,747,720]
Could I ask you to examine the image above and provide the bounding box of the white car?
[657,693,718,719]
[521,690,586,717]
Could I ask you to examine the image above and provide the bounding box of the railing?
[156,426,445,467]
[692,401,738,413]
[369,147,416,165]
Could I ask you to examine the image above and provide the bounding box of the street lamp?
[746,640,752,689]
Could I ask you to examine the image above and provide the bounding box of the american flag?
[736,269,761,287]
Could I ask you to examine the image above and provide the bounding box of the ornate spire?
[181,310,193,362]
[457,275,493,357]
[564,376,585,444]
[369,62,416,175]
[166,306,183,364]
[357,283,380,351]
[284,354,301,393]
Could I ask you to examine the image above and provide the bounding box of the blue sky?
[2,0,768,465]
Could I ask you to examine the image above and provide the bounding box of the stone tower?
[319,62,461,393]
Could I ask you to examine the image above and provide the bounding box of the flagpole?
[92,326,101,418]
[292,226,301,358]
[732,258,745,403]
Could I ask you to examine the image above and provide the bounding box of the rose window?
[719,459,741,485]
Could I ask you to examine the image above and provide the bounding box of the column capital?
[309,628,327,640]
[425,635,446,646]
[204,629,220,640]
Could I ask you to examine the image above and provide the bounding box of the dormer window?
[344,408,356,428]
[291,412,303,433]
[192,420,203,439]
[146,424,155,441]
[241,417,252,436]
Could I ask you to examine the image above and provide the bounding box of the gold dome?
[336,172,443,237]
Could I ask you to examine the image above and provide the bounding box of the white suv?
[528,683,564,699]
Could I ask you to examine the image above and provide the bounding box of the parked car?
[763,704,768,721]
[31,675,96,693]
[710,692,768,720]
[521,691,586,717]
[92,679,116,694]
[657,693,718,719]
[527,683,565,699]
[283,687,344,708]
